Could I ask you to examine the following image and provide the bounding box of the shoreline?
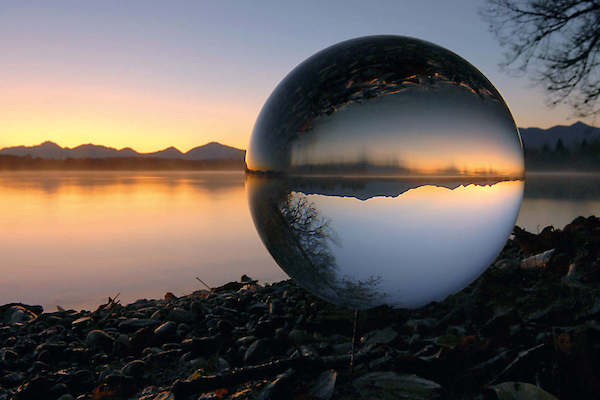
[1,216,600,399]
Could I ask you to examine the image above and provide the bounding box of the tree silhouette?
[555,138,568,154]
[482,1,600,116]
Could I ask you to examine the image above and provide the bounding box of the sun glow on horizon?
[0,81,255,152]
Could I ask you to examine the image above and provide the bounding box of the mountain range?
[0,121,597,161]
[520,121,600,150]
[0,141,245,161]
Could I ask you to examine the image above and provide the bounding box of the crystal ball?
[246,35,524,309]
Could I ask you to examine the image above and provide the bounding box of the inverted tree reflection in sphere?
[246,35,525,309]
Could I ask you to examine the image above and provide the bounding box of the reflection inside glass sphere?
[246,35,525,309]
[247,175,524,309]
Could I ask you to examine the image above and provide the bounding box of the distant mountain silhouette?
[520,121,600,150]
[145,147,185,159]
[0,141,245,161]
[184,142,245,160]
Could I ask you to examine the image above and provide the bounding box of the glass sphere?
[246,35,524,309]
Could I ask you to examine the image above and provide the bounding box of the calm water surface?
[1,171,598,309]
[0,171,285,310]
[517,173,600,232]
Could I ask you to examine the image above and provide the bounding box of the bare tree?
[482,0,600,116]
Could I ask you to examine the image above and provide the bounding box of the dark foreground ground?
[2,216,600,400]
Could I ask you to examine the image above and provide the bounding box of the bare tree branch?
[481,0,600,116]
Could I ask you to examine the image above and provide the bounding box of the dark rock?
[288,329,311,345]
[353,372,442,400]
[118,318,160,332]
[181,336,223,356]
[49,382,69,396]
[214,281,244,293]
[152,391,175,400]
[34,342,67,363]
[148,349,183,363]
[167,308,194,323]
[131,326,155,352]
[255,368,294,400]
[176,323,191,337]
[14,375,53,400]
[0,348,18,363]
[363,327,399,346]
[86,330,114,352]
[309,369,337,400]
[162,342,181,351]
[0,372,25,387]
[7,306,38,324]
[491,382,558,399]
[154,321,177,341]
[56,395,75,400]
[244,339,272,364]
[121,359,147,378]
[217,319,234,335]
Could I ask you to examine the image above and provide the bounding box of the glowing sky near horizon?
[0,0,594,152]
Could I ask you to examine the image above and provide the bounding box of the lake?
[1,171,598,310]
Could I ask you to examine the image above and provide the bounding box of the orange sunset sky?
[0,1,595,153]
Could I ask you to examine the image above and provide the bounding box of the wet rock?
[7,306,38,324]
[71,316,92,326]
[118,318,161,332]
[0,372,25,387]
[49,382,69,397]
[176,323,191,338]
[13,375,53,400]
[288,329,312,345]
[244,339,272,364]
[121,359,147,378]
[521,249,555,269]
[363,327,399,346]
[491,382,558,400]
[152,391,175,400]
[154,321,177,341]
[216,356,230,371]
[181,336,223,357]
[167,308,194,323]
[353,372,442,400]
[56,395,76,400]
[0,348,19,363]
[309,369,337,400]
[255,368,294,400]
[332,342,352,355]
[86,330,114,352]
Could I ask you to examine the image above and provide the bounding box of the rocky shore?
[2,216,600,400]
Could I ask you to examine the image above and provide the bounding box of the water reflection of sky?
[248,175,524,309]
[0,171,286,310]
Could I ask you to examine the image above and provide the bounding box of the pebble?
[86,330,114,351]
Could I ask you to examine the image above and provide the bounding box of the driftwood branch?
[171,351,378,397]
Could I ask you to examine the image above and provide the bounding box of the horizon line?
[0,140,247,154]
[1,119,597,154]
